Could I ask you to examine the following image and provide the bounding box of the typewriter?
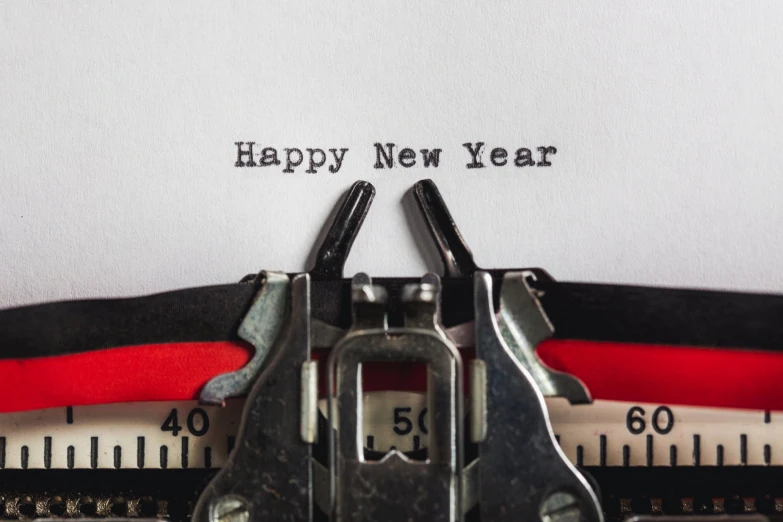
[1,179,781,522]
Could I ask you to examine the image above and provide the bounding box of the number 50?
[393,407,428,435]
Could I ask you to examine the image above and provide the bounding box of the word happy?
[233,142,557,174]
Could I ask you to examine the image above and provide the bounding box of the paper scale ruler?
[0,395,778,470]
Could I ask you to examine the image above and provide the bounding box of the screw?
[540,492,582,522]
[401,283,437,304]
[211,496,250,522]
[351,273,388,305]
[352,285,388,305]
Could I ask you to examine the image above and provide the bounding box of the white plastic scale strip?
[0,394,778,469]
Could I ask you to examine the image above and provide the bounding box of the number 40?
[161,408,210,436]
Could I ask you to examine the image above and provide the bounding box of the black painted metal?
[412,179,478,278]
[310,180,375,279]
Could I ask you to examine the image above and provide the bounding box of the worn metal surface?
[192,274,313,522]
[327,274,463,522]
[473,271,603,522]
[496,271,592,404]
[199,272,290,406]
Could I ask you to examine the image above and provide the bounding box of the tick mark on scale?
[66,406,73,424]
[181,437,189,469]
[137,437,145,469]
[44,437,52,469]
[67,446,74,469]
[114,446,122,469]
[160,446,168,469]
[740,434,748,465]
[90,437,98,469]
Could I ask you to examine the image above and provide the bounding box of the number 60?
[626,406,674,435]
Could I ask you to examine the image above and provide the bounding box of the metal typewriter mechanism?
[1,180,783,522]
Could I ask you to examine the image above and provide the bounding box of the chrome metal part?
[468,359,487,443]
[497,270,592,404]
[300,360,319,444]
[540,492,582,522]
[460,458,479,515]
[192,274,314,522]
[327,274,463,522]
[311,318,347,348]
[472,271,603,522]
[350,272,389,329]
[209,496,250,522]
[313,319,474,350]
[199,272,290,406]
[312,461,331,515]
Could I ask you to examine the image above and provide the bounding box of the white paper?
[1,1,782,309]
